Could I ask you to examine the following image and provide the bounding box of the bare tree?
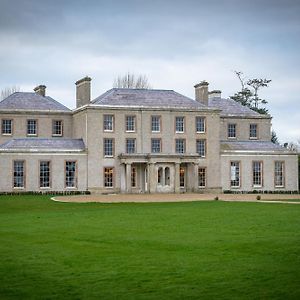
[1,86,20,101]
[113,73,151,89]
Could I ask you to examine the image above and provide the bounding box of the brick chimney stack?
[34,85,46,97]
[75,76,92,108]
[194,81,209,105]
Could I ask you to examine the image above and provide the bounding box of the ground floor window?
[165,167,170,185]
[274,161,284,187]
[104,167,114,187]
[180,167,185,187]
[13,160,25,188]
[40,161,51,188]
[65,161,77,188]
[230,161,240,187]
[252,161,263,187]
[198,167,206,187]
[131,167,136,187]
[158,167,163,184]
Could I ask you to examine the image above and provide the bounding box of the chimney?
[34,85,46,97]
[75,76,92,108]
[208,90,222,99]
[194,81,209,105]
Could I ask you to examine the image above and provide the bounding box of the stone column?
[125,163,132,193]
[194,163,199,192]
[148,163,156,193]
[174,163,180,193]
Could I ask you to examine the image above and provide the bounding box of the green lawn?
[1,196,300,299]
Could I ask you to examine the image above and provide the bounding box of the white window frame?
[252,161,263,187]
[65,161,77,188]
[27,119,37,136]
[40,161,51,188]
[126,115,136,132]
[230,161,240,188]
[175,116,184,133]
[126,138,136,154]
[2,119,12,135]
[198,167,206,188]
[228,123,236,139]
[151,138,161,153]
[103,115,114,132]
[274,161,285,188]
[175,139,185,154]
[104,138,114,157]
[249,124,258,139]
[196,139,206,157]
[196,117,205,133]
[151,116,161,132]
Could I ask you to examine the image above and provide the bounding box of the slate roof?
[209,97,265,117]
[92,88,211,110]
[221,141,291,153]
[0,92,70,111]
[0,138,85,152]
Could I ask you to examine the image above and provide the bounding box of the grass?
[0,195,300,299]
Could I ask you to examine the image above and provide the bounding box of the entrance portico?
[119,153,201,193]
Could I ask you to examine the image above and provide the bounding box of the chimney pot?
[34,85,46,97]
[75,76,92,108]
[208,90,222,99]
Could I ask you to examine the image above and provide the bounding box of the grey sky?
[0,0,299,142]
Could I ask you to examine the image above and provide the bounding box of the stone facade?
[0,77,298,193]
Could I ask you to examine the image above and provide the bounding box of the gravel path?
[52,193,300,204]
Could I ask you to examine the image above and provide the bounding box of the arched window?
[165,167,170,185]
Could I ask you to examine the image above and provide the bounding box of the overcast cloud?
[0,0,299,142]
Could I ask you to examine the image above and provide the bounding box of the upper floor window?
[249,124,258,139]
[230,161,240,188]
[151,116,161,132]
[13,160,25,188]
[274,161,285,187]
[175,117,184,133]
[27,119,37,135]
[175,139,186,153]
[196,139,206,157]
[126,115,136,132]
[52,120,63,136]
[228,123,236,138]
[196,117,205,133]
[126,138,136,154]
[104,138,114,157]
[40,161,51,188]
[252,161,263,187]
[151,138,161,153]
[65,161,77,188]
[104,115,114,131]
[2,119,12,135]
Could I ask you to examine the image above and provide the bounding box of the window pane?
[13,161,25,188]
[175,139,185,153]
[104,115,114,131]
[196,117,205,133]
[151,116,160,132]
[151,139,161,153]
[131,167,136,187]
[275,161,284,187]
[104,167,114,187]
[180,167,185,187]
[65,161,76,188]
[126,116,135,131]
[126,139,136,153]
[228,124,236,138]
[40,161,50,188]
[175,117,184,132]
[230,161,240,187]
[250,124,257,138]
[198,168,206,187]
[53,120,63,136]
[253,161,262,187]
[196,140,206,157]
[27,120,37,135]
[2,119,12,134]
[104,138,114,156]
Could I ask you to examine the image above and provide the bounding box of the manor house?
[0,77,298,193]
